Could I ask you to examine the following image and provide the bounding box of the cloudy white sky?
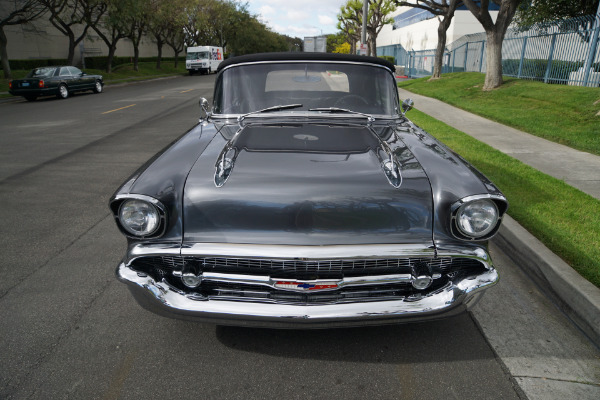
[246,0,347,39]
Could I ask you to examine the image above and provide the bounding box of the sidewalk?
[398,88,600,398]
[398,88,600,200]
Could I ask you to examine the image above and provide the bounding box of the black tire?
[93,80,103,93]
[57,84,69,99]
[188,70,195,75]
[24,95,37,102]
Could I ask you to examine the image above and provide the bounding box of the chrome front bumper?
[116,243,498,328]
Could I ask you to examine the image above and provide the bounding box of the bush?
[8,58,69,70]
[84,55,180,70]
[502,59,600,82]
[379,55,395,64]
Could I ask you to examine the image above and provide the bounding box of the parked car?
[8,66,103,101]
[110,53,507,328]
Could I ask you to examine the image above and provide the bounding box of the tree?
[462,0,523,90]
[394,1,461,79]
[337,0,363,54]
[338,0,394,57]
[39,0,92,65]
[366,0,395,57]
[282,35,303,52]
[122,0,151,71]
[514,0,599,29]
[0,0,46,78]
[327,32,347,53]
[161,0,191,68]
[86,0,128,73]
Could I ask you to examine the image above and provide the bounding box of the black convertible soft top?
[217,52,396,73]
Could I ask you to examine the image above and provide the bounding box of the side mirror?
[401,98,414,114]
[199,97,211,121]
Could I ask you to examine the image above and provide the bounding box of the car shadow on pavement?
[213,312,495,364]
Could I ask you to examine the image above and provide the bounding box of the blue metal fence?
[378,15,600,87]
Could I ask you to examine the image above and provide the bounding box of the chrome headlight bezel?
[450,195,506,241]
[111,195,167,239]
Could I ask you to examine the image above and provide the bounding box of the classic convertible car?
[111,53,507,328]
[8,66,103,101]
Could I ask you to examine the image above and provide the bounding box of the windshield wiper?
[237,104,303,123]
[308,107,375,125]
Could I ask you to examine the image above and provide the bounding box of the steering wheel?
[333,94,369,108]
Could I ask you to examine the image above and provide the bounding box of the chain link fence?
[378,15,600,87]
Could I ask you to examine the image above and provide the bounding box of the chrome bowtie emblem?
[274,280,339,291]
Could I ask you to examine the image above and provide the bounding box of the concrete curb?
[494,215,600,348]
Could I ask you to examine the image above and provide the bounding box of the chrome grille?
[129,255,485,304]
[132,256,482,278]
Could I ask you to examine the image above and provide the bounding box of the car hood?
[182,122,433,246]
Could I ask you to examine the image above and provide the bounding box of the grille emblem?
[274,280,339,291]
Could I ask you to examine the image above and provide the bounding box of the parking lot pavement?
[0,75,598,399]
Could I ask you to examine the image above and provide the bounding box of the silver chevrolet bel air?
[110,52,507,328]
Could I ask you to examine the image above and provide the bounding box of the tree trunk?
[462,0,520,90]
[483,30,504,90]
[173,50,179,68]
[67,31,76,65]
[106,45,116,73]
[431,17,452,80]
[369,35,377,57]
[155,39,163,69]
[0,27,11,79]
[133,45,139,71]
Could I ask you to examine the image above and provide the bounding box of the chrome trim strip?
[210,112,398,121]
[112,193,167,213]
[180,243,437,259]
[450,193,508,212]
[218,59,394,74]
[124,242,492,267]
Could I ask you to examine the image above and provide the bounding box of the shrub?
[379,55,395,64]
[8,58,69,70]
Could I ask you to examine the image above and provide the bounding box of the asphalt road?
[0,75,537,399]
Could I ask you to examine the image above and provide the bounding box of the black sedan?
[8,66,103,101]
[110,53,507,328]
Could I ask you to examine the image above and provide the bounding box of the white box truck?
[186,46,223,74]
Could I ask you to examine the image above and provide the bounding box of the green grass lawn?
[408,108,600,288]
[398,72,600,156]
[1,61,187,96]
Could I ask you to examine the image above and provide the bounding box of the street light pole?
[361,0,368,55]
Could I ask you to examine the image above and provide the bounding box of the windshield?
[26,67,56,78]
[187,52,210,60]
[213,62,399,117]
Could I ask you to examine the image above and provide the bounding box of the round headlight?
[456,199,499,238]
[118,199,160,236]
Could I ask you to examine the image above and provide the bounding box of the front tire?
[24,95,37,102]
[93,80,103,93]
[57,84,69,99]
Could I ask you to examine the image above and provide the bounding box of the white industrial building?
[377,3,499,51]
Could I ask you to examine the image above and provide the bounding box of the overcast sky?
[246,0,347,39]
